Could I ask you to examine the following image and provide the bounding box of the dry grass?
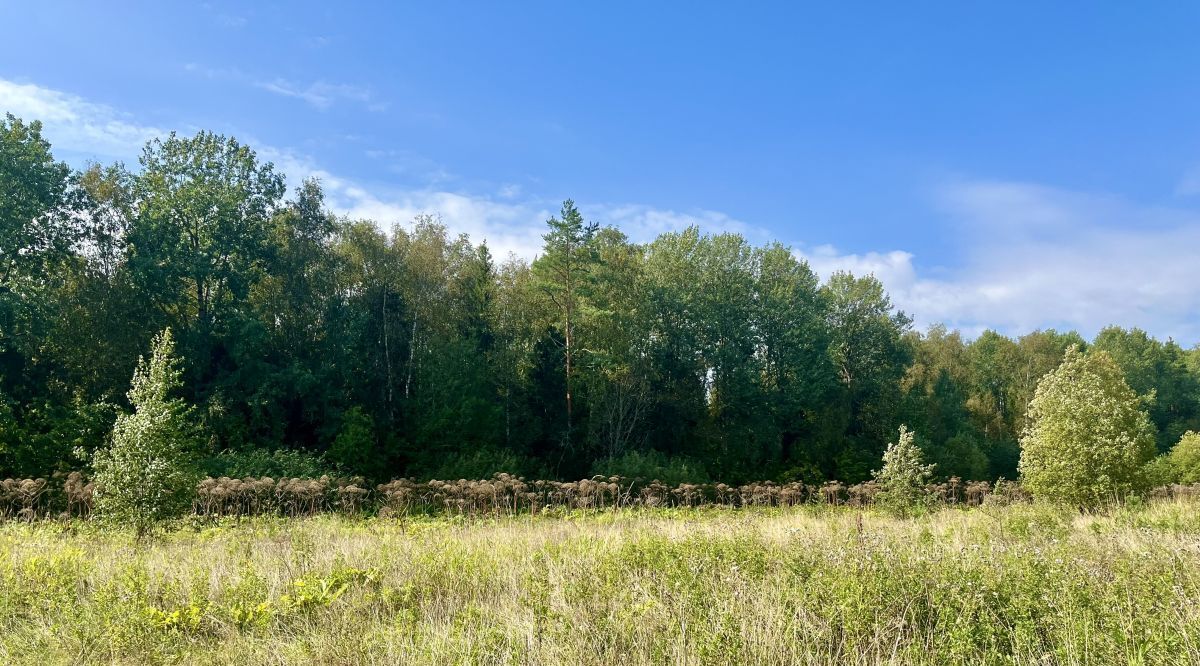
[1,500,1199,664]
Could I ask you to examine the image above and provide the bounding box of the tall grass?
[1,501,1198,664]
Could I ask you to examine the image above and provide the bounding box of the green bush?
[1142,455,1179,487]
[591,450,710,485]
[203,448,337,479]
[328,406,377,476]
[1168,431,1200,484]
[926,431,989,482]
[423,448,536,481]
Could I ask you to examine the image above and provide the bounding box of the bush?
[591,450,710,485]
[1142,455,1179,487]
[423,448,534,481]
[92,329,201,536]
[1018,347,1156,507]
[927,431,989,482]
[1168,431,1200,484]
[203,448,337,479]
[873,425,935,512]
[328,406,377,476]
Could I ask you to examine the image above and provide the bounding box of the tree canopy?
[3,117,1200,488]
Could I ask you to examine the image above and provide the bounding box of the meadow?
[2,499,1199,665]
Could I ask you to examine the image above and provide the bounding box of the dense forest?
[3,113,1199,484]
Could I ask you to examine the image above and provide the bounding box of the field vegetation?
[3,500,1199,665]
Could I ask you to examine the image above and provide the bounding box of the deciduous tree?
[1018,346,1156,506]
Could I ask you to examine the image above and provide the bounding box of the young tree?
[873,424,935,510]
[1018,346,1156,507]
[93,329,201,536]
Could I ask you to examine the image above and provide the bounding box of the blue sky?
[3,2,1200,342]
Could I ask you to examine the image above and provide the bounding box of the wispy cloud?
[182,65,382,112]
[182,62,244,80]
[256,78,380,111]
[250,145,551,260]
[199,3,247,29]
[363,148,453,184]
[800,180,1200,343]
[216,14,247,29]
[0,79,163,161]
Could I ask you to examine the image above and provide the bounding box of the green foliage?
[591,450,710,485]
[1093,327,1200,451]
[1142,455,1179,487]
[3,112,1200,490]
[202,448,336,479]
[0,396,17,471]
[873,425,935,511]
[925,432,989,481]
[328,407,377,478]
[420,447,534,481]
[531,200,599,442]
[1167,431,1200,483]
[4,502,1200,663]
[129,131,285,334]
[822,272,913,477]
[92,329,201,534]
[1019,346,1157,507]
[0,113,73,283]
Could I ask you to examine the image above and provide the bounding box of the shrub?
[873,425,935,512]
[1142,455,1179,487]
[203,448,336,479]
[1167,431,1200,484]
[591,450,710,485]
[92,329,201,536]
[328,406,377,476]
[1018,346,1156,507]
[424,448,534,481]
[927,432,989,482]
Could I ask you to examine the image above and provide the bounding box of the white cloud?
[252,145,549,260]
[800,180,1200,343]
[216,14,247,29]
[588,204,770,244]
[182,63,243,80]
[798,245,917,293]
[0,79,163,161]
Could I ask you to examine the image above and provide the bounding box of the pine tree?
[532,200,598,438]
[93,328,200,536]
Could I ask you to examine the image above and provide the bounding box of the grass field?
[2,501,1199,665]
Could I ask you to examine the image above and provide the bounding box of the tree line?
[4,113,1200,485]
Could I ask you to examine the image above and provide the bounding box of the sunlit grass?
[1,500,1198,664]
